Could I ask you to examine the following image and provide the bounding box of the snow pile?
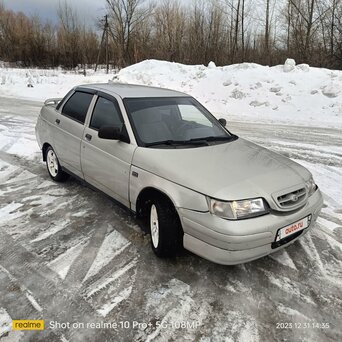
[207,61,217,69]
[0,68,113,101]
[1,59,342,128]
[283,58,296,72]
[322,83,341,98]
[115,59,342,128]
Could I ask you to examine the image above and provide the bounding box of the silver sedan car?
[35,83,323,265]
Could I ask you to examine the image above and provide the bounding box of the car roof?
[77,83,189,99]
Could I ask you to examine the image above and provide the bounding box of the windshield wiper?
[189,135,237,142]
[145,135,238,147]
[145,139,209,147]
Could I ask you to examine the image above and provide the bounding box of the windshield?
[124,97,234,148]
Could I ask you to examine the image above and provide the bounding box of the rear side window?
[56,89,73,110]
[62,91,93,124]
[90,96,123,130]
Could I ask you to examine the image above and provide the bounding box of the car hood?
[132,138,311,201]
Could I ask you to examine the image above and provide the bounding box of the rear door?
[54,90,94,178]
[81,93,136,207]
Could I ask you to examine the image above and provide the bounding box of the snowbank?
[1,59,342,128]
[0,68,113,102]
[116,60,342,129]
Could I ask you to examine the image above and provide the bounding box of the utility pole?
[105,15,109,74]
[95,15,110,73]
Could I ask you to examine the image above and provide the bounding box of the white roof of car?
[78,83,188,98]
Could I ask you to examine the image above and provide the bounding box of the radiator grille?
[276,187,307,208]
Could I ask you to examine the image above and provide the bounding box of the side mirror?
[98,126,130,143]
[98,126,121,140]
[218,118,227,127]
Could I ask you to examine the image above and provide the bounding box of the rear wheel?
[149,197,183,257]
[45,146,69,182]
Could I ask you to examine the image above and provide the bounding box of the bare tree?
[329,0,341,57]
[288,0,318,61]
[265,0,270,58]
[286,0,292,52]
[106,0,152,66]
[335,2,342,66]
[241,0,245,59]
[153,0,186,62]
[233,0,241,61]
[57,1,82,68]
[186,1,206,64]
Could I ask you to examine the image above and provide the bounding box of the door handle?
[55,119,60,125]
[85,133,92,141]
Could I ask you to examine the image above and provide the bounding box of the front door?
[81,94,136,207]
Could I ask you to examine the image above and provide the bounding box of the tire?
[45,146,69,182]
[149,197,183,258]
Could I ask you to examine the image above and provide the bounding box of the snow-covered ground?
[0,60,342,341]
[1,59,342,128]
[0,67,112,101]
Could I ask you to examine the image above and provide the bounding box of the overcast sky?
[3,0,107,27]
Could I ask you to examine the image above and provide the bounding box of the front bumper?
[179,189,323,265]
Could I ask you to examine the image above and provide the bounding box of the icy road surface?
[0,97,341,342]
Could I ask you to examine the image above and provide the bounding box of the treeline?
[107,0,342,69]
[1,0,342,70]
[0,2,98,68]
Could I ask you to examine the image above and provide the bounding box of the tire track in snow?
[2,156,140,340]
[63,224,111,286]
[0,265,43,313]
[0,152,141,312]
[0,230,116,342]
[85,258,138,299]
[135,278,211,342]
[0,155,141,340]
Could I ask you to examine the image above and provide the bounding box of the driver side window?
[90,96,123,130]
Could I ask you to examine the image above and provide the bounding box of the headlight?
[207,197,269,220]
[306,178,317,197]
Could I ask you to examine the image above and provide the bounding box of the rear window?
[62,91,93,124]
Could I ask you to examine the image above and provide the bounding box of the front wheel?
[45,146,69,182]
[149,198,183,258]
